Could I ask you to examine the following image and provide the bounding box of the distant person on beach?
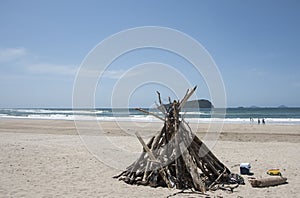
[250,117,254,124]
[262,118,265,124]
[258,119,260,124]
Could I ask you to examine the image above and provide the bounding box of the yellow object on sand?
[267,169,281,176]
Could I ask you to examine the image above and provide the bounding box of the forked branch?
[179,86,197,109]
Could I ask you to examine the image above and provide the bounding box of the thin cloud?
[102,69,141,79]
[0,47,28,63]
[77,68,141,79]
[0,46,78,76]
[102,70,125,79]
[27,63,77,76]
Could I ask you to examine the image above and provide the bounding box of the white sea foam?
[180,112,206,115]
[1,108,300,125]
[11,109,107,114]
[1,113,300,125]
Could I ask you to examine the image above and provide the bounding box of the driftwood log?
[249,177,287,187]
[114,86,238,192]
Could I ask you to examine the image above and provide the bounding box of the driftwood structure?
[114,86,241,193]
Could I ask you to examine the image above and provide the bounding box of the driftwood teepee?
[114,86,240,193]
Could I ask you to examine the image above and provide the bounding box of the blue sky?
[0,0,299,108]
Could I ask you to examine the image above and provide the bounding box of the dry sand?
[0,118,299,197]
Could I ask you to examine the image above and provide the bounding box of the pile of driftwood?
[114,86,241,193]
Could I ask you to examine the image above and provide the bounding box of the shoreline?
[1,116,300,125]
[1,116,300,126]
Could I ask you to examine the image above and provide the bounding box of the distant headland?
[183,99,214,108]
[164,99,214,109]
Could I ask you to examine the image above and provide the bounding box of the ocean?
[0,107,300,125]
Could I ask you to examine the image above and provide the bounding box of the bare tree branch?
[135,108,165,122]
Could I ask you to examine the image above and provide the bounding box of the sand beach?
[0,118,299,197]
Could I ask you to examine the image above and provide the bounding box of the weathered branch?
[156,91,167,114]
[135,132,173,188]
[179,142,206,193]
[135,108,165,121]
[179,86,197,109]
